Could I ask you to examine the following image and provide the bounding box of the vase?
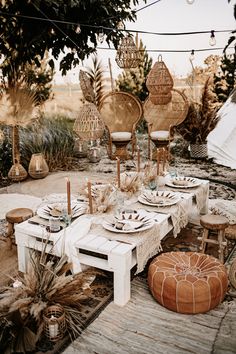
[190,143,208,159]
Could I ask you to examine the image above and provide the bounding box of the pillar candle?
[87,180,93,214]
[137,146,141,172]
[116,157,121,189]
[156,149,160,176]
[66,178,71,215]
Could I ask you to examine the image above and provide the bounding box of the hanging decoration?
[73,102,104,142]
[115,35,140,69]
[146,55,174,105]
[79,70,96,103]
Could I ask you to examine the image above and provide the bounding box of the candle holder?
[28,153,49,179]
[8,162,28,182]
[43,304,66,342]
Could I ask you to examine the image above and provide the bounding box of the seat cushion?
[111,132,132,141]
[148,252,228,314]
[150,130,169,141]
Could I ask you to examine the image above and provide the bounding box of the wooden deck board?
[64,277,236,354]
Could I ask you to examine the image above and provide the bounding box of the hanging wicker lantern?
[73,102,105,141]
[115,35,140,69]
[8,162,28,182]
[28,153,49,179]
[146,55,174,105]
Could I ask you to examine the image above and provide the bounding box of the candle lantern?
[146,55,174,105]
[8,162,28,182]
[28,153,49,179]
[88,146,101,163]
[43,304,66,342]
[115,35,140,69]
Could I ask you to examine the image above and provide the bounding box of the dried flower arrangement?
[176,78,220,144]
[142,162,157,185]
[120,172,142,194]
[0,245,104,353]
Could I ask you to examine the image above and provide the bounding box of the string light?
[75,24,81,34]
[117,21,125,30]
[186,0,195,4]
[97,29,105,44]
[190,49,195,61]
[209,30,216,46]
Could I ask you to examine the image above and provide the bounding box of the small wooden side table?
[5,208,34,249]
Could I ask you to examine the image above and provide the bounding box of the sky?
[54,0,236,84]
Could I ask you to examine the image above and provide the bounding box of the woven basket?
[8,163,28,182]
[149,92,172,105]
[190,143,208,159]
[115,35,140,69]
[43,304,66,342]
[146,55,173,105]
[74,102,104,141]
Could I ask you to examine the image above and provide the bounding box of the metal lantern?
[146,55,174,105]
[28,153,49,179]
[73,102,105,141]
[115,35,140,69]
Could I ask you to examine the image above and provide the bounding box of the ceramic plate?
[165,176,202,189]
[37,201,87,220]
[102,211,154,234]
[138,190,180,207]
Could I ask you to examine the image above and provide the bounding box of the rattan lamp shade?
[115,35,140,69]
[73,102,105,141]
[146,55,174,105]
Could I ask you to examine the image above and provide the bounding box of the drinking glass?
[49,216,61,232]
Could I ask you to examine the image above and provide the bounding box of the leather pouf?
[148,252,228,314]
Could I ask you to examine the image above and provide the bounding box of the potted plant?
[176,78,220,158]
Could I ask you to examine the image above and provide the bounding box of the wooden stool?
[199,214,229,263]
[5,208,34,249]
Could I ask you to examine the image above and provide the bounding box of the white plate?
[165,176,202,189]
[138,191,180,207]
[37,201,87,220]
[102,211,154,234]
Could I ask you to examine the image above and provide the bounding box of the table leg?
[17,244,30,273]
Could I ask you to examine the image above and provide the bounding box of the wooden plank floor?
[64,276,236,354]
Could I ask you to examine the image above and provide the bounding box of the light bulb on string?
[190,49,195,61]
[117,21,125,30]
[76,25,81,34]
[97,29,105,44]
[186,0,195,4]
[209,30,216,46]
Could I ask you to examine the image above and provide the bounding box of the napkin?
[54,215,92,274]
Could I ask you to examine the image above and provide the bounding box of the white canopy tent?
[207,89,236,170]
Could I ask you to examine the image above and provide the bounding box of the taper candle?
[87,180,93,214]
[162,148,166,173]
[66,177,71,215]
[116,157,121,188]
[137,146,141,172]
[156,149,160,176]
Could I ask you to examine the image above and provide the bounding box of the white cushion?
[150,130,169,141]
[111,132,132,141]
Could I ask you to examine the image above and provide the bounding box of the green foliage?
[115,39,153,102]
[0,0,145,76]
[0,126,12,177]
[85,56,105,107]
[214,54,236,103]
[20,115,76,171]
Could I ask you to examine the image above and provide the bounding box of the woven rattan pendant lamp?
[73,102,104,141]
[115,35,140,69]
[146,55,174,105]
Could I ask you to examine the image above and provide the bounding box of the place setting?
[102,209,155,234]
[138,190,181,207]
[165,176,202,189]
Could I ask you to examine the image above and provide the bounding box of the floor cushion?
[148,252,228,314]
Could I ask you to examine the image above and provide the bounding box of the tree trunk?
[12,125,20,164]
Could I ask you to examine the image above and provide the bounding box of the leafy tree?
[213,53,236,103]
[115,39,152,102]
[0,0,144,76]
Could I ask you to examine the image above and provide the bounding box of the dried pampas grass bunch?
[142,162,157,185]
[120,172,141,194]
[0,244,103,352]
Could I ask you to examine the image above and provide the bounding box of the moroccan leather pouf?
[148,252,228,314]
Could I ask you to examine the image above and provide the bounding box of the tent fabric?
[207,89,236,169]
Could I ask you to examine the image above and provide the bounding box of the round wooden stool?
[199,214,229,263]
[5,208,34,249]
